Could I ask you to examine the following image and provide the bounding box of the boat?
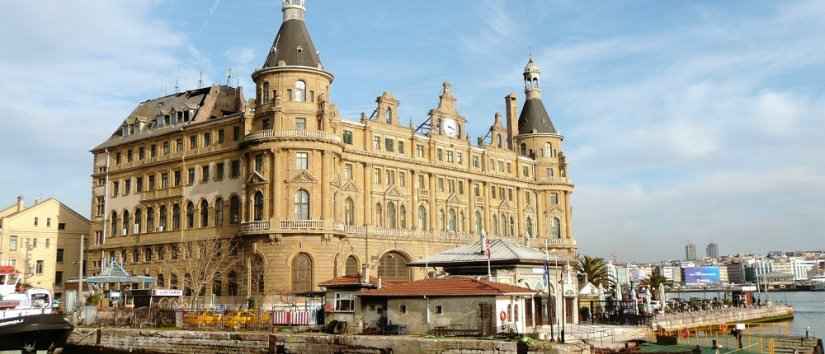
[810,275,825,291]
[0,266,74,352]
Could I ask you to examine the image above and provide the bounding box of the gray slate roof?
[86,259,153,284]
[409,239,564,267]
[518,98,557,134]
[264,19,321,68]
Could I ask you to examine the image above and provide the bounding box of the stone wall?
[69,328,269,354]
[651,305,795,331]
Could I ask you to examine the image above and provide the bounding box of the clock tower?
[430,82,467,140]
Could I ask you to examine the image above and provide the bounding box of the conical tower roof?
[263,1,322,69]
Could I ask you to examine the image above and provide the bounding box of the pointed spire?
[523,56,542,99]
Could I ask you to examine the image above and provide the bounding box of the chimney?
[16,196,24,212]
[505,93,518,150]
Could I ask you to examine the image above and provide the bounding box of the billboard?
[683,266,721,285]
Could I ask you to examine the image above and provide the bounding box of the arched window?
[385,107,393,124]
[111,211,118,236]
[378,251,411,282]
[263,81,270,103]
[227,271,239,296]
[212,272,222,296]
[291,253,313,293]
[544,143,552,157]
[345,256,359,276]
[294,190,309,220]
[375,203,383,227]
[157,273,165,288]
[159,206,168,231]
[475,210,483,234]
[254,191,264,221]
[509,216,515,237]
[439,209,446,231]
[251,255,265,295]
[526,217,534,238]
[418,205,428,231]
[521,143,528,156]
[215,198,224,226]
[344,198,355,226]
[122,210,130,235]
[448,209,457,232]
[399,205,407,229]
[460,211,466,233]
[147,207,155,232]
[170,273,179,289]
[134,208,143,234]
[186,202,195,229]
[387,202,397,229]
[229,196,240,224]
[200,200,209,228]
[294,80,306,102]
[172,203,181,230]
[551,217,561,239]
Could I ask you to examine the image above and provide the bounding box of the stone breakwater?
[68,328,589,354]
[651,305,795,332]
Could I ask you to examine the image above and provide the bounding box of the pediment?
[446,193,462,205]
[498,200,513,210]
[545,206,564,215]
[524,206,536,215]
[246,171,268,185]
[385,184,403,198]
[288,170,318,185]
[340,180,360,193]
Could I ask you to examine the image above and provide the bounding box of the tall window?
[185,202,194,229]
[159,206,167,231]
[228,271,239,296]
[345,256,359,276]
[122,210,130,236]
[252,255,265,295]
[343,130,353,144]
[146,207,154,233]
[378,251,411,282]
[399,205,407,229]
[344,198,355,226]
[375,203,383,227]
[292,253,313,293]
[111,211,118,236]
[439,209,446,232]
[215,198,224,226]
[295,118,306,131]
[294,80,306,102]
[294,190,310,220]
[551,217,561,239]
[200,200,209,228]
[230,196,240,224]
[448,209,457,232]
[418,206,428,231]
[526,217,534,238]
[385,107,392,124]
[172,203,181,230]
[262,81,270,103]
[387,202,397,229]
[134,208,142,234]
[254,191,264,221]
[296,152,309,170]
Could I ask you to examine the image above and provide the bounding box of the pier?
[652,305,795,332]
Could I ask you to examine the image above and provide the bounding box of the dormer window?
[164,115,171,126]
[385,107,392,124]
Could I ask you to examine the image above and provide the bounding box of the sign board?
[152,289,183,297]
[683,266,721,285]
[109,291,122,298]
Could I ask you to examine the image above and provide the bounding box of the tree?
[642,273,671,299]
[576,255,612,288]
[178,237,242,309]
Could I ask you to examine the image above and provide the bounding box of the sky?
[1,1,823,262]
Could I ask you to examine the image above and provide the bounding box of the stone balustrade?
[244,129,341,145]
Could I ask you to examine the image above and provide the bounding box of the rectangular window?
[399,172,406,187]
[9,236,17,251]
[57,249,64,263]
[491,186,496,199]
[163,141,170,155]
[296,152,309,170]
[550,192,559,205]
[150,144,157,158]
[385,138,395,152]
[418,175,425,189]
[36,260,44,275]
[149,175,156,190]
[47,218,51,227]
[190,136,197,150]
[55,271,63,285]
[387,170,395,185]
[176,138,183,152]
[216,162,225,181]
[473,156,480,168]
[124,178,131,195]
[334,293,354,312]
[474,184,480,197]
[437,148,443,161]
[398,141,405,154]
[457,152,463,164]
[136,177,143,192]
[343,130,353,144]
[202,165,210,182]
[508,188,513,201]
[161,173,169,189]
[231,160,241,178]
[204,132,212,146]
[58,223,66,230]
[218,129,225,144]
[416,144,424,158]
[127,149,133,162]
[448,180,455,193]
[458,181,464,194]
[438,177,445,192]
[255,154,264,172]
[112,181,119,197]
[344,164,353,179]
[95,197,105,217]
[295,118,306,130]
[45,238,50,249]
[498,160,505,172]
[373,168,381,185]
[234,126,242,141]
[372,136,381,151]
[446,151,454,163]
[507,162,512,173]
[523,166,529,177]
[174,170,181,187]
[115,152,121,165]
[139,147,145,160]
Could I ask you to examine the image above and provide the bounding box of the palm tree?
[576,255,612,288]
[642,273,671,300]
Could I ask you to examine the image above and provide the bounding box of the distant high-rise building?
[685,242,697,261]
[706,242,719,258]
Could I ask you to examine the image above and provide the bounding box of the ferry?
[0,266,74,352]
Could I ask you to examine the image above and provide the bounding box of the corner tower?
[251,0,334,133]
[515,57,567,179]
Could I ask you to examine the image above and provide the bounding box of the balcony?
[279,219,326,231]
[237,220,480,244]
[239,220,270,235]
[536,176,570,184]
[141,187,183,202]
[244,129,341,145]
[546,238,577,248]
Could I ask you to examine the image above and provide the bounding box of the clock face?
[442,118,459,138]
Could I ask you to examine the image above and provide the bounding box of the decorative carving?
[288,170,318,185]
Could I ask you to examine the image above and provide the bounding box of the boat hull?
[0,313,74,351]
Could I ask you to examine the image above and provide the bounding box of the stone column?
[270,149,278,220]
[363,162,372,226]
[516,187,523,239]
[410,170,417,230]
[428,173,437,234]
[321,150,331,222]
